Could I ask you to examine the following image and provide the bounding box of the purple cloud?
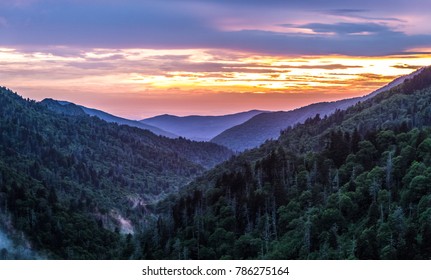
[297,22,394,35]
[0,0,430,56]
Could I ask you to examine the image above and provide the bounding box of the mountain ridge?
[40,99,178,138]
[211,67,427,152]
[141,110,266,141]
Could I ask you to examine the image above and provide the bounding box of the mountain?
[211,68,426,152]
[211,98,360,151]
[141,110,265,141]
[40,99,177,138]
[363,67,425,100]
[2,67,431,260]
[0,87,233,259]
[39,98,87,117]
[144,66,431,260]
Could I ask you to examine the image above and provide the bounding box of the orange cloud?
[1,46,431,118]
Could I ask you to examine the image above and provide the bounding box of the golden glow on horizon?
[1,46,431,118]
[125,51,431,95]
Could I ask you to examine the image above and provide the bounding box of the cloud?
[328,9,369,14]
[324,9,406,22]
[356,73,399,80]
[288,64,363,70]
[165,0,412,8]
[391,64,423,70]
[159,61,362,73]
[0,1,430,56]
[2,45,430,119]
[297,22,394,35]
[0,1,213,46]
[222,28,431,56]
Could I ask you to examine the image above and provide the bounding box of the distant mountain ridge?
[141,110,265,141]
[211,67,427,152]
[40,99,178,138]
[211,98,360,151]
[39,67,426,150]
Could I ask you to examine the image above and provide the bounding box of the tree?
[418,138,431,164]
[356,141,377,170]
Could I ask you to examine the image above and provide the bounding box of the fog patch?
[0,213,43,259]
[0,228,45,259]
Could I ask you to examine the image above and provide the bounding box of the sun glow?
[1,46,431,118]
[126,51,431,95]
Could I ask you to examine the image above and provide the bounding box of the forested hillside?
[211,68,425,152]
[211,98,360,152]
[141,110,265,141]
[139,67,431,259]
[0,87,232,259]
[1,67,431,260]
[40,98,178,138]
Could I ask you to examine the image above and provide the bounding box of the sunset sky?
[1,0,431,119]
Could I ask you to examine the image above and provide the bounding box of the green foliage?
[144,73,431,259]
[156,125,431,259]
[0,87,232,259]
[3,67,431,259]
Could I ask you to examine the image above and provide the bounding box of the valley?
[1,67,431,259]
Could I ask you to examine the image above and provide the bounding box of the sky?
[1,0,431,119]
